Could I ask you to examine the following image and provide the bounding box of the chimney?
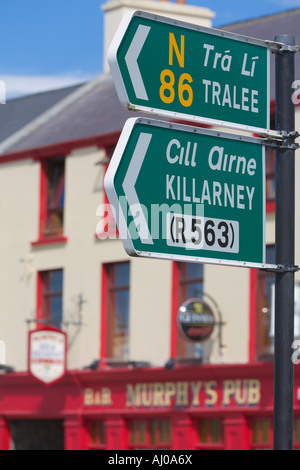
[101,0,215,72]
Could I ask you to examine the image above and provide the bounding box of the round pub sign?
[177,298,215,342]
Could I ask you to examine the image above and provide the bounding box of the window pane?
[199,420,208,443]
[166,421,171,444]
[46,159,65,234]
[159,420,165,443]
[130,422,136,444]
[49,296,63,325]
[180,262,204,301]
[178,262,204,358]
[91,422,97,444]
[150,420,156,445]
[128,420,170,449]
[115,263,130,287]
[112,295,129,357]
[115,290,129,329]
[139,421,146,444]
[185,263,203,280]
[113,290,129,358]
[262,419,270,444]
[186,281,203,299]
[211,419,221,443]
[47,161,65,208]
[47,210,63,232]
[295,419,300,444]
[99,422,105,444]
[49,270,63,293]
[252,420,259,444]
[90,421,105,446]
[107,262,130,359]
[41,270,63,327]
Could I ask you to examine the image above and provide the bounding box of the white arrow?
[123,132,154,245]
[125,25,150,101]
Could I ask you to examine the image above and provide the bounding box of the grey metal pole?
[273,34,296,450]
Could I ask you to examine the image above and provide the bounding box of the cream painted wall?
[204,264,250,363]
[0,158,39,370]
[130,257,172,365]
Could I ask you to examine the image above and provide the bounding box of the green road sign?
[108,10,273,135]
[104,118,268,268]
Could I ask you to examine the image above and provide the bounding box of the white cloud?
[2,72,95,99]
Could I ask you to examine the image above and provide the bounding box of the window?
[177,262,204,359]
[250,418,272,449]
[88,421,106,449]
[41,158,65,239]
[103,262,130,361]
[196,418,223,449]
[253,417,300,449]
[255,245,300,360]
[38,269,63,328]
[257,246,275,358]
[128,419,171,450]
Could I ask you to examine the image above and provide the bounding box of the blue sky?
[1,0,300,98]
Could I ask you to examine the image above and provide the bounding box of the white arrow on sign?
[125,24,150,101]
[122,131,154,245]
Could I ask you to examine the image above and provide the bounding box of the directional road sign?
[108,10,272,134]
[104,118,267,268]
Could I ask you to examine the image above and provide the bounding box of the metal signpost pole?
[273,34,296,450]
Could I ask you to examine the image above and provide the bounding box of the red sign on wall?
[28,327,67,385]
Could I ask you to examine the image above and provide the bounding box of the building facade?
[0,0,300,450]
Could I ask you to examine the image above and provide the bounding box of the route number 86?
[159,69,193,107]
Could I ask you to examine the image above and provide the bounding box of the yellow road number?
[160,69,193,107]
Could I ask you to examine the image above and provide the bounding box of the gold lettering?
[165,382,176,406]
[94,391,101,405]
[169,33,185,68]
[126,384,142,407]
[222,380,236,405]
[84,388,94,406]
[102,387,112,405]
[205,381,218,406]
[153,383,165,407]
[235,379,247,405]
[248,379,261,405]
[190,381,202,406]
[176,381,189,406]
[141,384,152,407]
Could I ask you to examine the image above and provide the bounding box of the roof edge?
[0,130,121,164]
[217,7,300,30]
[0,73,112,156]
